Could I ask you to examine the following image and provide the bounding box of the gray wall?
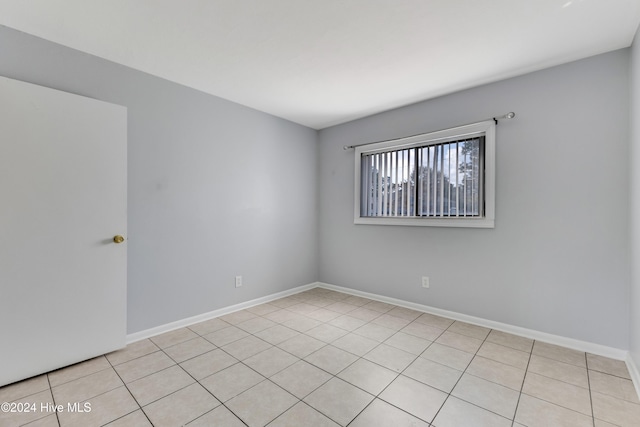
[319,50,630,349]
[1,24,634,350]
[630,27,640,365]
[0,26,319,334]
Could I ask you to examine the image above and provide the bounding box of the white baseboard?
[316,282,628,361]
[126,282,319,344]
[127,280,628,361]
[126,281,636,397]
[627,353,640,400]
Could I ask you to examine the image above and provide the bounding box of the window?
[354,120,495,228]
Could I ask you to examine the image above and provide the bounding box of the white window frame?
[354,120,495,228]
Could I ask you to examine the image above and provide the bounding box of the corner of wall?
[629,23,640,372]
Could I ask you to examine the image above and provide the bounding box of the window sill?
[354,217,495,228]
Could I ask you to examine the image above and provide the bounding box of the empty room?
[1,1,640,426]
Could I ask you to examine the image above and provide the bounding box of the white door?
[0,76,127,387]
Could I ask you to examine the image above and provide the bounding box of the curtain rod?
[342,112,516,150]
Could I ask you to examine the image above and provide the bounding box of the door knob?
[113,235,125,244]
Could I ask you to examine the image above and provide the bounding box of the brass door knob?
[113,235,125,244]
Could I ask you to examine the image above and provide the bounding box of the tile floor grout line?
[356,319,450,425]
[166,344,235,397]
[112,349,183,385]
[6,288,638,426]
[218,376,297,427]
[518,360,602,423]
[187,321,233,337]
[45,373,62,427]
[342,340,427,424]
[427,321,491,425]
[294,377,365,427]
[269,360,333,400]
[259,392,299,426]
[584,353,596,427]
[258,297,420,425]
[586,371,640,405]
[290,400,343,427]
[434,329,518,423]
[103,351,154,427]
[467,335,595,389]
[347,398,422,426]
[199,350,280,427]
[215,314,329,426]
[521,353,613,409]
[586,365,634,381]
[343,396,377,427]
[107,348,163,369]
[126,363,198,406]
[456,342,532,394]
[510,338,534,427]
[46,359,113,389]
[179,406,222,427]
[302,344,359,377]
[244,329,325,371]
[214,400,250,427]
[160,334,210,350]
[50,367,136,423]
[190,313,335,426]
[142,349,251,426]
[516,390,599,422]
[444,327,535,425]
[531,351,591,370]
[213,304,352,381]
[164,343,221,365]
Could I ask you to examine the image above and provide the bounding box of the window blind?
[360,137,484,218]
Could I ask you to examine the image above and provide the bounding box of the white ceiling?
[1,0,639,129]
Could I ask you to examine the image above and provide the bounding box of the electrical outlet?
[235,276,242,288]
[421,276,430,288]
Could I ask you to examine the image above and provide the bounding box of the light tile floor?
[2,287,639,426]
